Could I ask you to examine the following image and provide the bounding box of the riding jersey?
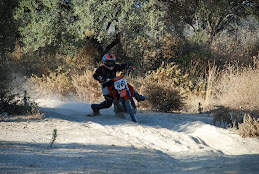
[93,63,129,87]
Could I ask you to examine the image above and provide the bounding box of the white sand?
[0,98,258,173]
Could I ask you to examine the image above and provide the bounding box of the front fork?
[125,85,136,112]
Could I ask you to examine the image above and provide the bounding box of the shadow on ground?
[1,141,258,174]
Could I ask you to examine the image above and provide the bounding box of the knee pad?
[104,95,113,107]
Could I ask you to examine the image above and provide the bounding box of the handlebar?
[101,66,136,84]
[120,66,136,77]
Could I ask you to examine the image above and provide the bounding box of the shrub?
[239,114,259,138]
[30,66,74,97]
[140,81,184,112]
[0,90,40,116]
[72,70,103,103]
[0,52,43,117]
[212,106,243,129]
[212,106,253,131]
[146,62,192,93]
[136,62,186,112]
[213,106,232,127]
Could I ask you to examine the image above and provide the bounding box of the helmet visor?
[106,60,115,67]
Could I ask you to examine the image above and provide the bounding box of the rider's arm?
[93,67,104,81]
[116,63,131,71]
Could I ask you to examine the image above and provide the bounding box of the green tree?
[197,0,258,43]
[163,0,258,43]
[159,0,259,66]
[14,0,166,58]
[0,0,19,107]
[0,0,18,58]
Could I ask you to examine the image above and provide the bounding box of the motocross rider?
[91,53,146,114]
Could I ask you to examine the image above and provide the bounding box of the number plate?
[114,79,127,90]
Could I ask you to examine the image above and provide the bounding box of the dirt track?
[1,99,259,173]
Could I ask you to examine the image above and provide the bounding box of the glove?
[98,76,107,83]
[127,65,135,71]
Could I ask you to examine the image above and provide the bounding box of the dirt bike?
[105,67,138,122]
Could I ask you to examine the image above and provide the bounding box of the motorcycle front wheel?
[122,99,138,122]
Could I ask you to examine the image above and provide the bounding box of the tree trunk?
[89,33,121,58]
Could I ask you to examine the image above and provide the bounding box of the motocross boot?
[134,90,146,102]
[91,96,113,114]
[91,104,101,114]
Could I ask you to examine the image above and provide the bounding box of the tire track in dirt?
[89,120,217,157]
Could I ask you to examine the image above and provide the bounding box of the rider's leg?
[91,95,113,113]
[91,86,113,113]
[134,90,146,102]
[127,84,146,102]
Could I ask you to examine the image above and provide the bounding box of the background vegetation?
[1,0,258,136]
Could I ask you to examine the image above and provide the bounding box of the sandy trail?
[0,99,259,173]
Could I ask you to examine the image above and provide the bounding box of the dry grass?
[72,70,103,103]
[239,114,259,138]
[185,58,259,113]
[214,60,259,111]
[183,63,218,113]
[0,108,44,122]
[0,114,43,122]
[30,67,74,97]
[29,56,259,115]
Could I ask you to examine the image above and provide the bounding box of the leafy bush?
[139,32,185,71]
[0,90,39,116]
[140,81,184,112]
[239,114,259,138]
[213,106,232,127]
[145,62,207,96]
[136,62,186,112]
[0,56,39,116]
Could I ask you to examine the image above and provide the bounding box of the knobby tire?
[122,99,138,122]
